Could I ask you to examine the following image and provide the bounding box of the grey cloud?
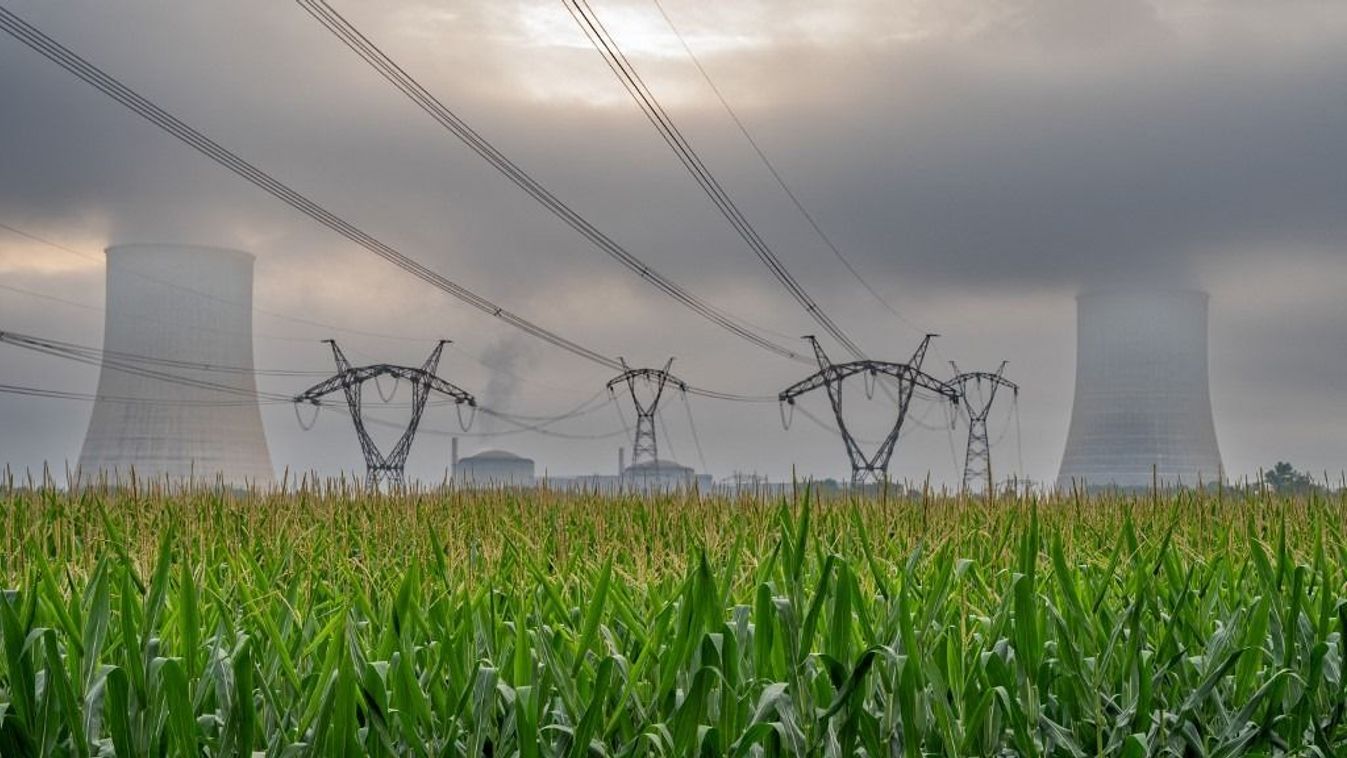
[0,0,1344,483]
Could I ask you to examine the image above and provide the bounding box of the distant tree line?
[1261,461,1341,495]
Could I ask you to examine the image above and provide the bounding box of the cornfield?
[1,483,1345,755]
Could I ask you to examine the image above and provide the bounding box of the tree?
[1263,461,1314,493]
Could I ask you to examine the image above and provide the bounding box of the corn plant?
[0,483,1345,754]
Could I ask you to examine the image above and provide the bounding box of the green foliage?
[1264,461,1317,494]
[0,484,1346,754]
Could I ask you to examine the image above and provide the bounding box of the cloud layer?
[1,0,1344,484]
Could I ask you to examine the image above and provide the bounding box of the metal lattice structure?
[780,335,959,486]
[949,362,1018,494]
[295,340,474,490]
[607,358,686,469]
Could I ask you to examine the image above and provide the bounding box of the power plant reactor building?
[77,244,275,486]
[1057,289,1223,490]
[454,449,535,487]
[623,459,702,492]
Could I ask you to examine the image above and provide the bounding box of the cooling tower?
[77,244,274,486]
[1057,289,1222,490]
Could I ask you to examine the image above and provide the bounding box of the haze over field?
[1,0,1344,484]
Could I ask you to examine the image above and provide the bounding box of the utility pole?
[295,340,474,490]
[780,335,959,487]
[949,361,1018,494]
[607,358,686,470]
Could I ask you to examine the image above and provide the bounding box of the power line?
[0,381,284,407]
[790,389,947,445]
[0,6,618,369]
[0,266,592,401]
[0,267,619,404]
[948,362,1018,493]
[0,8,774,406]
[563,0,869,360]
[473,387,609,423]
[295,340,475,489]
[0,322,702,457]
[0,242,771,405]
[778,334,957,485]
[0,223,603,397]
[606,358,684,467]
[0,279,320,359]
[0,330,324,378]
[573,0,940,444]
[649,0,924,335]
[0,221,421,343]
[655,408,678,464]
[679,389,709,473]
[295,0,807,365]
[0,330,296,403]
[0,329,625,441]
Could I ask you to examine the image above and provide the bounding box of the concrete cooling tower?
[1057,289,1222,490]
[77,244,274,486]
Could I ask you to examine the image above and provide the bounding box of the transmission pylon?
[607,358,687,470]
[949,361,1018,494]
[780,335,959,487]
[295,340,475,490]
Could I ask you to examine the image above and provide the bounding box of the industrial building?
[1057,289,1223,490]
[622,458,701,492]
[454,448,535,487]
[77,244,275,486]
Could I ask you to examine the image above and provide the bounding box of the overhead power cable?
[679,390,709,473]
[0,223,599,397]
[0,381,283,407]
[0,329,625,440]
[0,330,296,403]
[294,0,805,365]
[0,221,423,344]
[0,330,325,378]
[469,387,609,422]
[562,0,869,360]
[0,7,773,405]
[649,0,923,334]
[0,6,618,370]
[0,270,605,402]
[0,374,627,438]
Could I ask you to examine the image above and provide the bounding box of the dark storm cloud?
[841,49,1346,287]
[695,6,1347,289]
[4,0,1343,288]
[1,0,1344,482]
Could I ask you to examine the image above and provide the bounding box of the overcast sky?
[1,0,1344,486]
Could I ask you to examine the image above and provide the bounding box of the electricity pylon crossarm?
[949,361,1018,494]
[607,358,687,469]
[780,335,959,486]
[295,340,475,490]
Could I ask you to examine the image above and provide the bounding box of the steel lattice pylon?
[949,361,1018,494]
[780,335,959,486]
[295,340,475,490]
[607,358,686,469]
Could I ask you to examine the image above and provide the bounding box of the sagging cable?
[456,402,477,432]
[295,401,321,431]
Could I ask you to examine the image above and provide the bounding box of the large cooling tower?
[1057,289,1222,489]
[77,244,274,486]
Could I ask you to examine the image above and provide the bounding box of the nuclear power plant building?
[1057,289,1223,490]
[454,449,536,487]
[77,244,275,486]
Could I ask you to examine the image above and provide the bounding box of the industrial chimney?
[1057,289,1223,490]
[77,244,274,486]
